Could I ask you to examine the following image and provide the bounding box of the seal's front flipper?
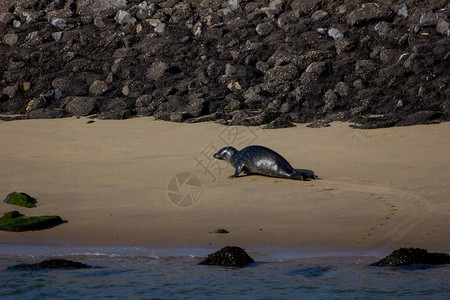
[294,169,318,180]
[231,164,244,178]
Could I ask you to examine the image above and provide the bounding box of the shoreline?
[1,117,449,256]
[0,242,383,264]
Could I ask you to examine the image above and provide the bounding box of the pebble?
[22,82,31,91]
[94,17,106,29]
[0,12,14,24]
[312,10,328,22]
[154,23,166,34]
[51,18,67,29]
[436,19,449,35]
[13,20,21,28]
[328,28,343,40]
[420,10,447,27]
[122,85,130,96]
[256,22,274,36]
[397,5,408,18]
[2,85,18,98]
[89,81,108,96]
[52,32,63,41]
[115,10,136,25]
[374,21,390,37]
[3,33,19,46]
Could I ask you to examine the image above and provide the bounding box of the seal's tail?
[293,169,318,181]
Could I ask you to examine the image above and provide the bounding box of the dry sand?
[0,117,449,254]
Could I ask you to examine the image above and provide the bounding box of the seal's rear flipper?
[294,169,318,180]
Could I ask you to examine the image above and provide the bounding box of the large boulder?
[371,248,450,267]
[4,192,36,208]
[199,246,255,267]
[8,259,93,271]
[0,211,64,232]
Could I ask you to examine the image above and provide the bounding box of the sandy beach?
[0,117,448,254]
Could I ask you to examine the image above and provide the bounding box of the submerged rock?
[199,246,254,267]
[8,259,92,271]
[4,192,37,208]
[371,248,450,267]
[0,211,64,232]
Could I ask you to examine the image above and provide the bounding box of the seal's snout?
[213,152,220,159]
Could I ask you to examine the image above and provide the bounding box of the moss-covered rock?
[4,192,37,208]
[210,228,229,234]
[199,246,254,267]
[371,248,450,267]
[8,259,92,271]
[0,211,64,232]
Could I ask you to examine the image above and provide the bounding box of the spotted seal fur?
[213,145,317,180]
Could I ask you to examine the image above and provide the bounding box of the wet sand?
[0,117,448,254]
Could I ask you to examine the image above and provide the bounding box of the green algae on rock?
[8,259,93,271]
[4,192,37,208]
[0,211,64,232]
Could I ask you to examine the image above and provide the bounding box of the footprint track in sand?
[324,179,433,248]
[351,188,432,248]
[352,194,397,245]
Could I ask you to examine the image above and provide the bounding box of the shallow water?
[0,246,449,299]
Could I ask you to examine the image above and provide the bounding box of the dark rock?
[290,0,323,13]
[371,248,450,267]
[347,3,393,27]
[374,21,390,37]
[0,211,64,232]
[334,82,350,98]
[256,22,275,36]
[4,192,36,208]
[3,33,19,46]
[436,18,449,35]
[266,64,299,83]
[27,108,65,119]
[0,12,14,24]
[63,96,98,116]
[307,119,331,128]
[97,97,134,120]
[76,0,127,18]
[8,259,92,271]
[397,111,443,126]
[0,0,447,128]
[209,228,229,234]
[186,93,207,118]
[2,85,18,98]
[355,60,377,80]
[335,38,355,55]
[419,10,447,27]
[89,81,109,96]
[199,246,255,267]
[146,61,170,81]
[300,62,328,84]
[263,115,295,129]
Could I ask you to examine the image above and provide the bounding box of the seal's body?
[213,145,317,180]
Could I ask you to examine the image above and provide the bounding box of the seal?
[213,145,317,180]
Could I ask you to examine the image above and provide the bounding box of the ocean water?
[0,246,449,299]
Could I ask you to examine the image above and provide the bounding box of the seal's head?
[213,146,238,162]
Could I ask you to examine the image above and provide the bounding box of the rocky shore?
[1,0,449,128]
